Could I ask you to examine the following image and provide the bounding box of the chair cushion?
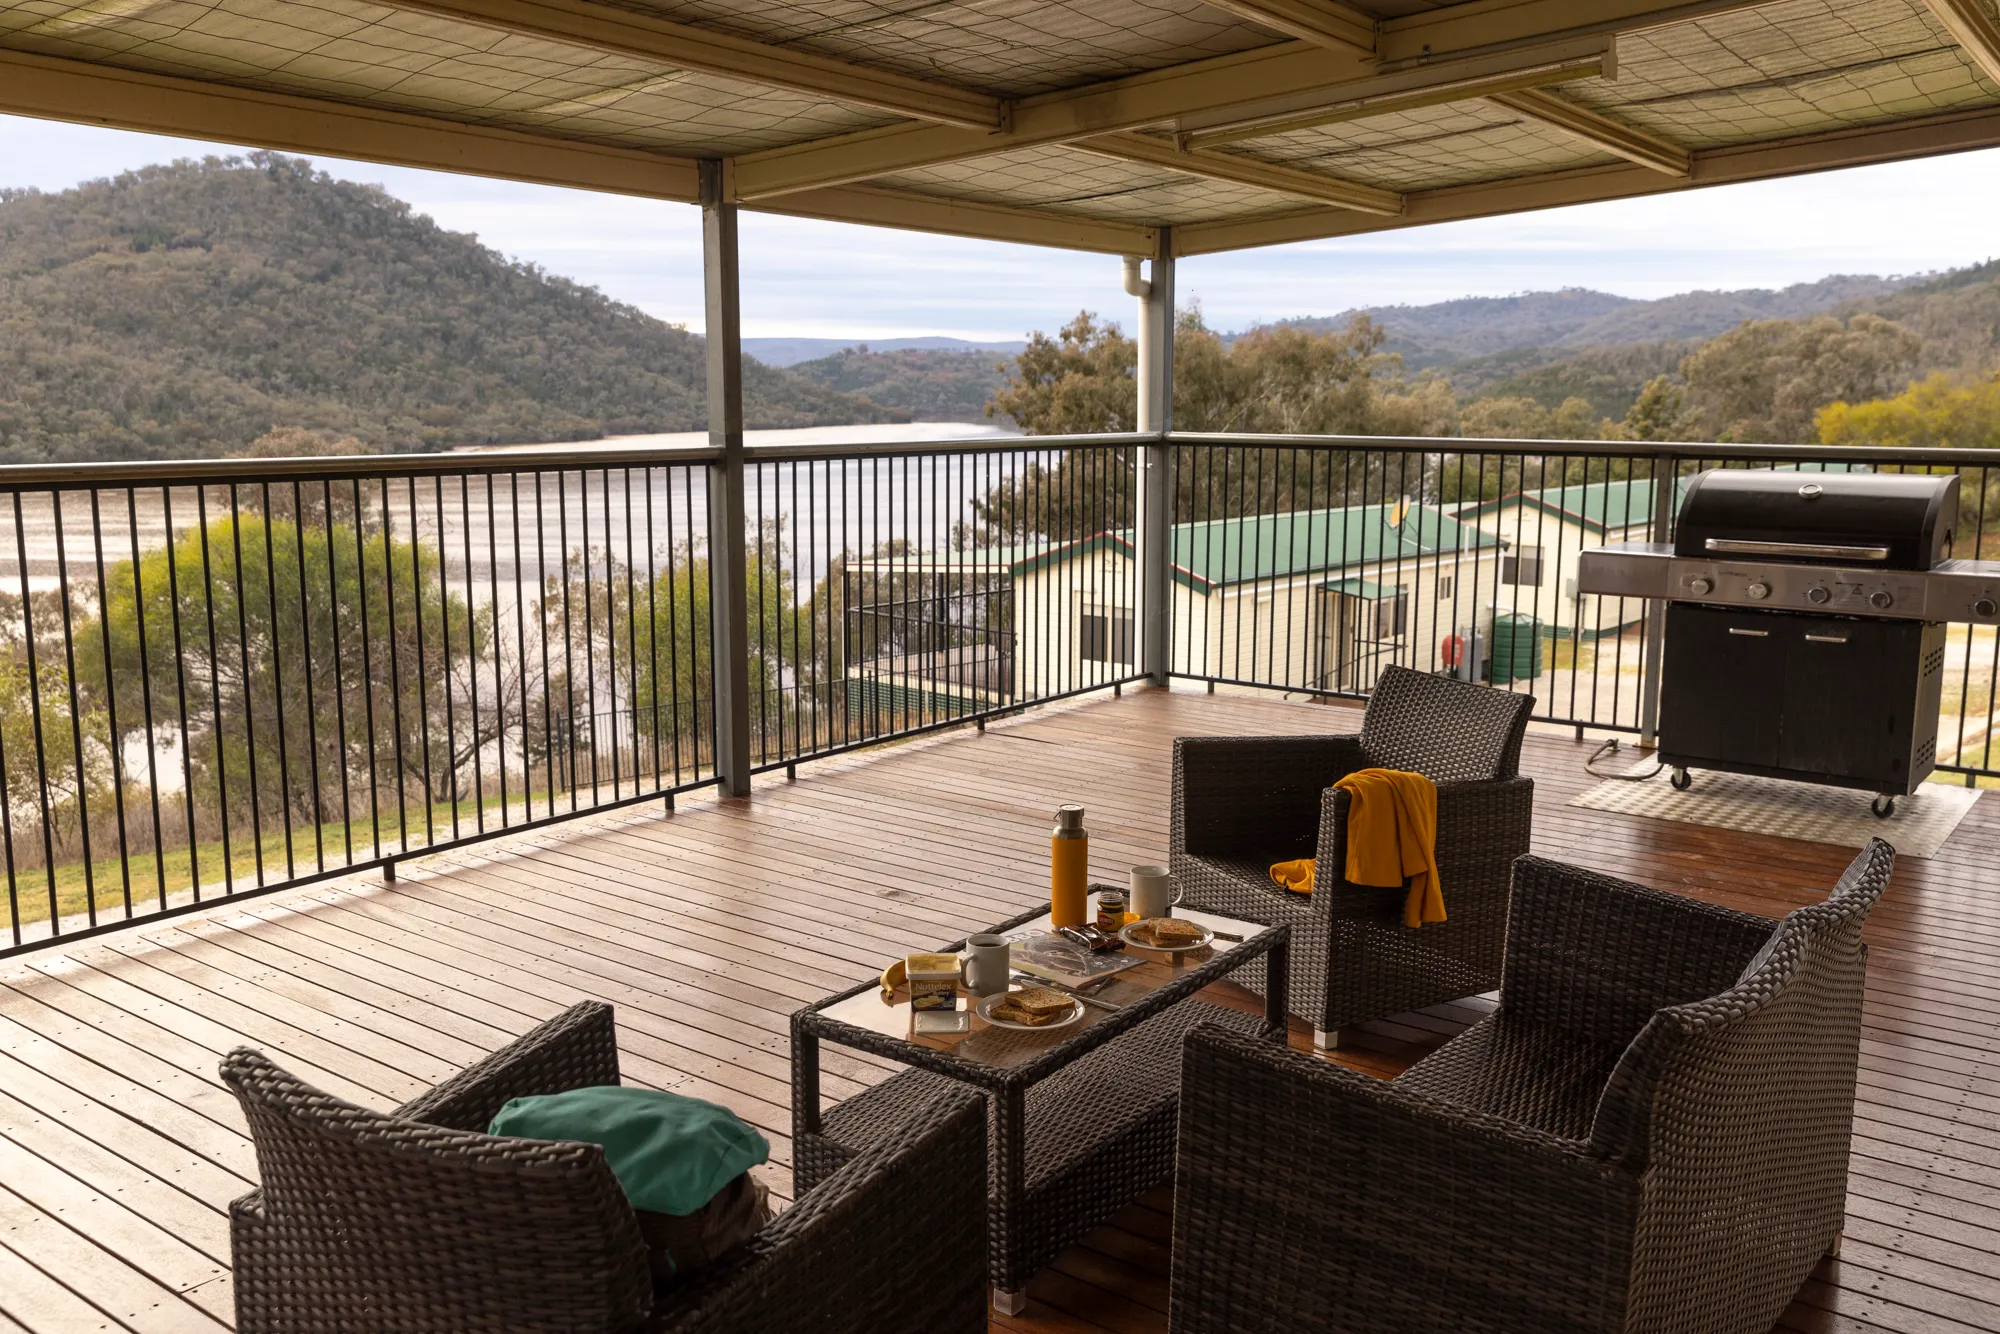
[491,1086,769,1216]
[1394,1014,1627,1142]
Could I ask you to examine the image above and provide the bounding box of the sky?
[6,111,2000,342]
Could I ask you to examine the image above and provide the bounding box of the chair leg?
[992,1287,1028,1316]
[1313,1027,1343,1051]
[1825,1231,1842,1259]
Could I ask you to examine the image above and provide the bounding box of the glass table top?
[814,907,1277,1072]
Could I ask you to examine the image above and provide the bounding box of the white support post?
[702,160,752,796]
[1134,228,1175,686]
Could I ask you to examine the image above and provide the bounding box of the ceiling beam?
[730,36,1620,199]
[384,0,1001,128]
[727,0,1783,194]
[1374,0,1775,67]
[0,47,703,201]
[1921,0,2000,86]
[756,185,1157,254]
[1195,0,1379,56]
[1172,101,2000,254]
[0,46,1148,253]
[1487,87,1690,175]
[1178,37,1610,147]
[1075,132,1404,213]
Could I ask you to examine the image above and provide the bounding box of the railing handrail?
[0,432,1157,489]
[1164,430,2000,467]
[5,428,1993,489]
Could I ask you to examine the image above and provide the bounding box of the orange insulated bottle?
[1051,804,1089,929]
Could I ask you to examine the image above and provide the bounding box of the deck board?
[2,686,1997,1332]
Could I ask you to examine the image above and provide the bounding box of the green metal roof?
[992,503,1497,593]
[1451,479,1660,534]
[1453,462,1873,535]
[1169,505,1496,590]
[1321,578,1398,599]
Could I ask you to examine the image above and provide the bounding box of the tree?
[79,510,482,862]
[986,312,1138,435]
[1680,314,1921,443]
[1818,371,2000,449]
[1620,375,1689,441]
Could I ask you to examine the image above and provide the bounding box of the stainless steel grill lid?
[1672,470,1959,570]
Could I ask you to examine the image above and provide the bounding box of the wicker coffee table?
[791,903,1289,1315]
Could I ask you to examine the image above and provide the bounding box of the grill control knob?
[1976,598,1999,618]
[1869,590,1894,610]
[1687,577,1713,596]
[1806,586,1831,605]
[1746,582,1770,600]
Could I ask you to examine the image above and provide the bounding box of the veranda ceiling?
[2,0,1997,255]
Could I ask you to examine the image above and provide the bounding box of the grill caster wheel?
[1872,795,1896,819]
[1670,768,1693,791]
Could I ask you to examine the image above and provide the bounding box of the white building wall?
[1455,504,1651,638]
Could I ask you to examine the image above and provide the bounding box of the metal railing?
[1162,433,2000,787]
[0,436,1142,954]
[5,427,1996,956]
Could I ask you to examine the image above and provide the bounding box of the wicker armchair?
[1172,665,1535,1045]
[1169,839,1894,1334]
[223,1000,988,1334]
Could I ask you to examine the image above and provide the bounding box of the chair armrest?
[658,1088,988,1334]
[1174,734,1369,859]
[394,1001,622,1131]
[1172,1024,1638,1334]
[1502,857,1777,1049]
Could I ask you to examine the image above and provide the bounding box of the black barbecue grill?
[1578,468,2000,816]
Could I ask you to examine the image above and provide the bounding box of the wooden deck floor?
[1,686,1996,1333]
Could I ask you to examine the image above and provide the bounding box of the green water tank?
[1489,613,1544,685]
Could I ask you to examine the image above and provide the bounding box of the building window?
[1502,546,1545,586]
[1438,575,1454,600]
[1372,587,1409,639]
[1080,607,1135,663]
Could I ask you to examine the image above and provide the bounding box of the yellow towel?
[1267,769,1443,928]
[1269,858,1315,895]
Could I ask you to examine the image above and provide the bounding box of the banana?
[879,959,906,992]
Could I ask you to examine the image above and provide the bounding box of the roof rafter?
[730,35,1613,199]
[1172,101,2000,254]
[384,0,1003,128]
[1373,0,1775,67]
[0,46,703,200]
[1921,0,2000,86]
[0,47,1153,254]
[1487,87,1690,175]
[722,0,1778,196]
[1075,132,1404,214]
[1177,37,1610,147]
[1195,0,1379,56]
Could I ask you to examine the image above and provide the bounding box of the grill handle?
[1703,538,1891,561]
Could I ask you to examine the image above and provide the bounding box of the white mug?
[1130,865,1177,920]
[960,933,1011,997]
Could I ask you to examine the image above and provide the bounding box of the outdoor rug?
[1570,761,1981,859]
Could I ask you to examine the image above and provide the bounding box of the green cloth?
[489,1086,769,1217]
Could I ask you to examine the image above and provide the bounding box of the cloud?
[5,113,1999,339]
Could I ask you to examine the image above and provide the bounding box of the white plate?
[1119,919,1215,953]
[976,990,1085,1031]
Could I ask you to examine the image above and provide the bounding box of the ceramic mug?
[960,933,1011,996]
[1130,865,1177,920]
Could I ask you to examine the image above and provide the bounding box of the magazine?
[1003,928,1144,990]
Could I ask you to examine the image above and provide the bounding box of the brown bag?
[634,1172,771,1286]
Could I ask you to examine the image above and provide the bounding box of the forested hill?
[1281,274,1921,368]
[0,154,896,465]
